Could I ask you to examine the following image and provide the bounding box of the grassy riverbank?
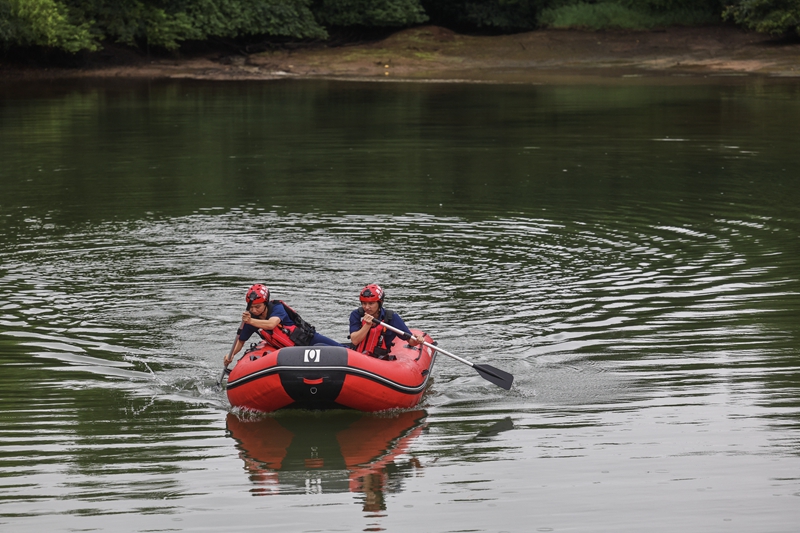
[3,25,800,84]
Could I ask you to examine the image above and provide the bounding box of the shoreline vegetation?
[2,1,800,84]
[3,25,800,84]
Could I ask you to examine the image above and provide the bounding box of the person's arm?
[241,310,281,331]
[350,317,373,346]
[407,334,425,347]
[349,309,373,346]
[391,314,425,346]
[224,338,245,366]
[224,308,287,365]
[244,315,281,330]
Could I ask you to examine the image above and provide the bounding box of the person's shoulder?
[385,308,402,322]
[269,301,289,315]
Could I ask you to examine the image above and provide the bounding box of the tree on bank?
[537,0,726,30]
[2,0,799,55]
[724,0,800,37]
[421,0,799,36]
[312,0,427,28]
[1,0,327,52]
[0,0,97,52]
[419,0,544,32]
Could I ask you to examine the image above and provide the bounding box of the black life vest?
[257,300,316,348]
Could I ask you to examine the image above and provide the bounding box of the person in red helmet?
[349,284,425,359]
[223,284,341,366]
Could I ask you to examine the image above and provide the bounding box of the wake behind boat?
[226,329,437,412]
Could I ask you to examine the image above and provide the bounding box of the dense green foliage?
[1,0,796,54]
[68,0,327,50]
[1,0,327,52]
[312,0,427,27]
[420,0,546,32]
[539,0,724,30]
[420,0,724,31]
[724,0,800,37]
[0,0,97,51]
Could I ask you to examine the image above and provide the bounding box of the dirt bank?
[3,25,800,84]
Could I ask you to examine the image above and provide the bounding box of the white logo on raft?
[304,349,321,363]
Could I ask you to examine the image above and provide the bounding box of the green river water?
[1,77,800,532]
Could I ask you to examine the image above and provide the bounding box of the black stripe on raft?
[226,364,431,395]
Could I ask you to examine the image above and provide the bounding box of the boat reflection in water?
[226,410,426,511]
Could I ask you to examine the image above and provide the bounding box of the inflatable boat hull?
[226,330,436,412]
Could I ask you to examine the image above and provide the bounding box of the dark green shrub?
[1,0,327,52]
[69,0,327,49]
[1,0,97,51]
[724,0,800,37]
[311,0,428,27]
[421,0,548,32]
[539,0,724,30]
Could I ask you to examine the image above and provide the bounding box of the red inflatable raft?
[226,329,437,412]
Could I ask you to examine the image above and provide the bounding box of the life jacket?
[354,309,395,359]
[257,300,316,348]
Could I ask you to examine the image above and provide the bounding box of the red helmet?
[359,284,384,303]
[246,284,270,306]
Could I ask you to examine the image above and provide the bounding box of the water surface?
[1,78,800,532]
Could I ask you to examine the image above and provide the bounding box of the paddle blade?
[474,364,514,390]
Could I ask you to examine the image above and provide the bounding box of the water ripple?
[2,207,798,416]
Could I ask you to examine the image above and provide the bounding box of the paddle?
[371,318,514,390]
[216,320,243,390]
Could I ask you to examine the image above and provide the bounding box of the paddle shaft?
[216,320,244,388]
[371,317,513,390]
[374,318,479,369]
